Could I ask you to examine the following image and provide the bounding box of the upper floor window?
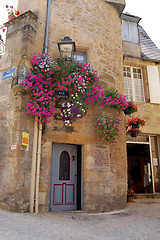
[74,51,86,63]
[122,20,139,44]
[123,66,145,102]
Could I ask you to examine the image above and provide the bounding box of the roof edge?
[122,13,141,23]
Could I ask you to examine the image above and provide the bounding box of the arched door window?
[59,151,70,180]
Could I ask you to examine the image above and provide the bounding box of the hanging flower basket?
[124,108,132,115]
[131,122,140,129]
[130,132,138,137]
[124,101,137,115]
[103,88,128,111]
[127,128,141,137]
[127,117,145,127]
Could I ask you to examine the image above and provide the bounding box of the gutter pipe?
[30,0,51,213]
[44,0,51,54]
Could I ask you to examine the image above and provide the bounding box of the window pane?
[59,151,70,180]
[124,66,133,101]
[133,68,145,102]
[74,52,86,63]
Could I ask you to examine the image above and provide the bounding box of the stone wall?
[0,0,128,212]
[0,12,37,212]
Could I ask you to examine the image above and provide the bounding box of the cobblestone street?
[0,199,160,240]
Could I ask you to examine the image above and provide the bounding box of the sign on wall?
[93,144,110,171]
[54,90,69,99]
[2,67,15,80]
[0,40,5,55]
[22,132,29,146]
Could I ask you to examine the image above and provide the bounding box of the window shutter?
[128,22,139,43]
[147,66,160,103]
[122,20,139,43]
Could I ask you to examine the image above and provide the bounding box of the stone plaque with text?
[94,144,110,171]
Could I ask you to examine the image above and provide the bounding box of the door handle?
[74,174,77,177]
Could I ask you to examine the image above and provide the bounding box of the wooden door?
[128,156,145,193]
[51,143,77,211]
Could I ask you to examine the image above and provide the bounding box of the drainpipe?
[44,0,51,54]
[35,122,42,213]
[31,0,51,213]
[30,116,38,213]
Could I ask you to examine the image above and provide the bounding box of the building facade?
[1,1,160,214]
[0,0,128,213]
[122,13,160,194]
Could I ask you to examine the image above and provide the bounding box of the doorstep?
[136,193,160,199]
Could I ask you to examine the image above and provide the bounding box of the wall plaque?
[94,144,110,171]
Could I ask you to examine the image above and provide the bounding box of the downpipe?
[30,0,51,213]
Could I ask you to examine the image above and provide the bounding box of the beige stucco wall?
[0,0,127,212]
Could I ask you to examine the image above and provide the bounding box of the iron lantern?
[58,36,76,60]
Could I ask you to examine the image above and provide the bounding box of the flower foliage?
[126,101,137,113]
[103,88,128,111]
[127,117,146,127]
[95,112,123,143]
[23,53,56,123]
[23,53,130,143]
[127,188,137,199]
[5,5,20,16]
[126,128,141,136]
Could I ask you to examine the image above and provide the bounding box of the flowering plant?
[127,188,137,199]
[127,117,145,127]
[125,101,137,114]
[23,53,102,124]
[5,5,20,16]
[126,128,141,136]
[103,88,128,111]
[95,112,123,143]
[23,53,125,143]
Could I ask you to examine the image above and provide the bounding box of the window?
[17,60,30,84]
[74,51,86,63]
[122,20,139,44]
[123,66,145,102]
[59,151,70,180]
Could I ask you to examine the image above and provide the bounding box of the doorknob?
[72,156,75,161]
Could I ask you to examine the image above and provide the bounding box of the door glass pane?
[59,151,70,180]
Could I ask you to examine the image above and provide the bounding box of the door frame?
[49,143,83,211]
[127,135,155,193]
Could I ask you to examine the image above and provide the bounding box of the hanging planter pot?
[132,123,140,129]
[130,132,138,137]
[127,128,141,137]
[8,15,16,21]
[123,108,132,115]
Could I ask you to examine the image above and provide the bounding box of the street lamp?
[58,36,76,60]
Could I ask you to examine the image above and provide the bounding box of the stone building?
[122,13,160,194]
[0,0,159,213]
